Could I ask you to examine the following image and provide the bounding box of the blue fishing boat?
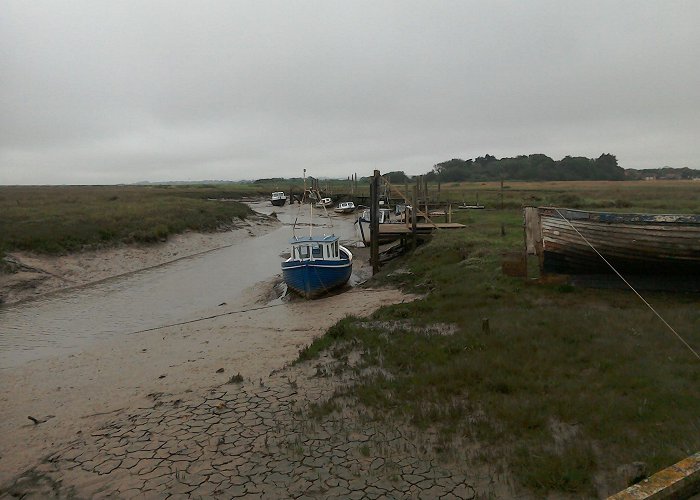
[282,234,353,298]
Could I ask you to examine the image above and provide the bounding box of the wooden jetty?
[378,222,465,238]
[367,170,466,274]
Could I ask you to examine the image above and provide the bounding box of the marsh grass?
[297,206,700,495]
[0,185,256,255]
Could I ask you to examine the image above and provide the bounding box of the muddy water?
[0,202,365,369]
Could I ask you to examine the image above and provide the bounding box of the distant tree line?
[425,153,624,182]
[624,167,700,180]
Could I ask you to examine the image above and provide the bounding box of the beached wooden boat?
[524,207,700,274]
[334,201,356,214]
[270,191,287,206]
[282,234,353,298]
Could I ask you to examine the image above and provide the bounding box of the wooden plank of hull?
[542,226,700,262]
[537,208,700,274]
[541,219,700,259]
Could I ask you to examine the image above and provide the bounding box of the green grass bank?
[0,185,261,256]
[296,206,700,496]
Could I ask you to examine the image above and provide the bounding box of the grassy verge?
[0,185,257,255]
[296,207,700,496]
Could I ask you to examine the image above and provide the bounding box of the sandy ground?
[0,218,413,484]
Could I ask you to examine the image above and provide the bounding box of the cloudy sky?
[2,1,699,184]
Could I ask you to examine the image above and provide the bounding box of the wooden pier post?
[371,170,380,275]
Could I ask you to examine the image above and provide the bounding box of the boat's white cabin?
[360,208,392,223]
[290,237,341,261]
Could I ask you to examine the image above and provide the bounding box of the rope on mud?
[127,303,288,335]
[126,288,391,336]
[553,207,700,362]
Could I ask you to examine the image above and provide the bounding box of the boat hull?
[525,207,700,275]
[282,249,352,298]
[271,198,286,206]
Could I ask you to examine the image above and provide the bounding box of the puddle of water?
[0,202,365,369]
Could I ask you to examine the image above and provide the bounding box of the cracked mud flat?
[1,351,515,499]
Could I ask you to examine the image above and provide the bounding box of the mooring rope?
[553,207,700,361]
[126,288,389,336]
[127,302,287,335]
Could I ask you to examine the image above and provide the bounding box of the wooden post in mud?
[370,170,380,275]
[500,177,504,210]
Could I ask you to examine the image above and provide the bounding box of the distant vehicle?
[270,192,287,206]
[334,201,356,214]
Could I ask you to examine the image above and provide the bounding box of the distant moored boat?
[315,197,333,208]
[334,201,356,214]
[271,192,287,206]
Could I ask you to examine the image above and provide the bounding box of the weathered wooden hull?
[525,207,700,275]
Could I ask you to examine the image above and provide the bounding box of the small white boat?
[355,208,396,245]
[334,201,356,214]
[270,192,287,206]
[315,197,333,208]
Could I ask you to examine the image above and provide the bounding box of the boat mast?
[306,170,314,237]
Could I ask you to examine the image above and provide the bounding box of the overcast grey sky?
[2,1,699,184]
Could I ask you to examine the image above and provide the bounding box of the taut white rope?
[553,207,700,361]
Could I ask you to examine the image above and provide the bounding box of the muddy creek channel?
[0,201,368,369]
